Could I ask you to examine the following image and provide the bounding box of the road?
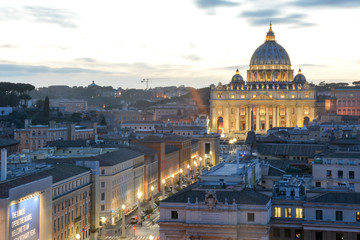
[100,203,160,240]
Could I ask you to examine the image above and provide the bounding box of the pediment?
[252,94,273,100]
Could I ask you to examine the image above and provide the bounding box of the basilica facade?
[210,25,316,138]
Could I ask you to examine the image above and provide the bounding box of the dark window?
[357,234,360,240]
[338,170,343,179]
[315,232,323,240]
[205,143,210,154]
[284,229,291,238]
[316,210,323,220]
[336,211,343,221]
[315,182,321,187]
[101,193,105,201]
[349,171,355,179]
[171,211,178,219]
[336,233,344,240]
[247,213,255,222]
[326,170,332,178]
[273,228,280,237]
[101,205,105,211]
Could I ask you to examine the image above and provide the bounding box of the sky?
[0,0,359,89]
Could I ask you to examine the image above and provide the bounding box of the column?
[296,105,302,127]
[224,106,229,133]
[286,107,290,127]
[276,106,280,127]
[266,107,269,131]
[273,106,277,128]
[256,106,260,132]
[245,106,249,131]
[236,107,240,130]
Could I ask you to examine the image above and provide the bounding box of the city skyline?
[0,0,359,89]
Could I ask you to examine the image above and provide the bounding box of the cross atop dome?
[266,23,275,41]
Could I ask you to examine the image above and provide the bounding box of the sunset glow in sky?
[0,0,359,88]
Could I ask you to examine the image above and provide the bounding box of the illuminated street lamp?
[194,161,198,176]
[204,154,208,167]
[100,217,106,239]
[150,185,155,208]
[210,151,213,166]
[171,174,175,193]
[199,157,202,175]
[162,179,165,198]
[121,204,126,238]
[76,234,80,240]
[180,168,183,188]
[149,235,154,240]
[187,164,190,178]
[137,191,143,225]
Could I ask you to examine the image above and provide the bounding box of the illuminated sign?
[9,196,40,240]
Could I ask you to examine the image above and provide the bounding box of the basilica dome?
[250,25,291,66]
[293,68,306,83]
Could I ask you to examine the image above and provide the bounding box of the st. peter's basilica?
[210,25,316,139]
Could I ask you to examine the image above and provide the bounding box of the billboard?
[9,195,40,240]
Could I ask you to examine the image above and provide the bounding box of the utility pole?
[141,78,150,90]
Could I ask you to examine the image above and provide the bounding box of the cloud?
[293,0,360,8]
[194,0,239,9]
[240,12,315,28]
[182,54,201,61]
[24,6,77,28]
[75,58,97,63]
[0,44,17,48]
[240,9,279,18]
[217,65,248,71]
[0,63,102,77]
[0,6,77,28]
[299,63,328,67]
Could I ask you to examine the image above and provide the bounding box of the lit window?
[241,94,245,99]
[296,208,303,218]
[295,230,302,239]
[231,94,235,99]
[280,94,285,98]
[274,207,281,218]
[304,106,309,115]
[285,208,292,218]
[291,94,295,98]
[253,94,256,98]
[218,92,222,98]
[269,94,272,98]
[356,212,360,222]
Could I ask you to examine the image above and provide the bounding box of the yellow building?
[210,25,316,139]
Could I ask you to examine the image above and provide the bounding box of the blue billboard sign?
[9,196,40,240]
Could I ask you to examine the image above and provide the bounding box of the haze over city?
[0,0,359,89]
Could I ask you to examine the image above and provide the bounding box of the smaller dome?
[293,68,306,84]
[231,69,245,83]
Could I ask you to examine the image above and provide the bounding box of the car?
[130,216,138,224]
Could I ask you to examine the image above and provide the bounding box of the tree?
[353,81,360,86]
[43,96,50,119]
[99,115,107,125]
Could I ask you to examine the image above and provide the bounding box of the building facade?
[210,25,316,139]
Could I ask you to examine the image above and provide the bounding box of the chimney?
[1,148,7,181]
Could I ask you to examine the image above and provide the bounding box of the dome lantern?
[266,24,275,41]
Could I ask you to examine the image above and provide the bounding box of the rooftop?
[308,192,360,204]
[0,138,19,147]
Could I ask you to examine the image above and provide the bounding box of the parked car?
[130,216,138,224]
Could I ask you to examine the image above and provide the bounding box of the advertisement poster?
[9,196,40,240]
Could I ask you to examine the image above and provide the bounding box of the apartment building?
[313,151,360,191]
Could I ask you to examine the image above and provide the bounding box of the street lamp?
[205,154,208,167]
[100,217,106,239]
[162,179,165,198]
[199,157,202,175]
[150,185,155,208]
[75,234,80,240]
[210,151,213,166]
[121,204,126,238]
[180,168,183,188]
[171,174,175,193]
[137,191,142,225]
[187,164,190,178]
[149,235,154,240]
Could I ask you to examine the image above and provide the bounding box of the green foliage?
[43,96,50,119]
[155,200,160,206]
[0,82,35,107]
[144,208,153,215]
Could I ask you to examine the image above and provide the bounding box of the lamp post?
[187,164,190,179]
[194,161,198,176]
[199,157,202,175]
[162,179,165,198]
[204,154,208,168]
[150,186,154,208]
[180,168,183,188]
[210,151,213,166]
[137,191,142,226]
[171,174,175,193]
[121,204,126,238]
[100,217,106,239]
